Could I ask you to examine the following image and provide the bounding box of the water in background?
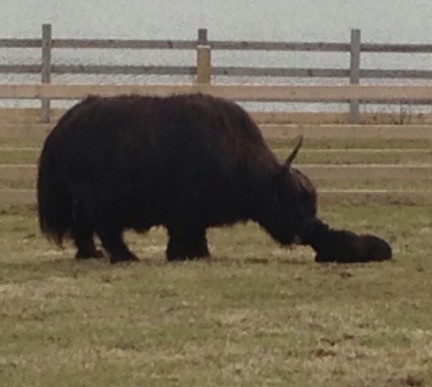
[1,0,432,112]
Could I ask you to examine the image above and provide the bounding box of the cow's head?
[259,135,319,245]
[282,135,317,218]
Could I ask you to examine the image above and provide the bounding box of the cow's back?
[43,94,279,228]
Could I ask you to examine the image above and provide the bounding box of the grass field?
[1,203,431,387]
[0,126,431,385]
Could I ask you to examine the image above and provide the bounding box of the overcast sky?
[1,0,431,43]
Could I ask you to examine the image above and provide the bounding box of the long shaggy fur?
[37,93,318,262]
[37,129,72,246]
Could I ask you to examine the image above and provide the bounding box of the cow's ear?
[283,135,303,168]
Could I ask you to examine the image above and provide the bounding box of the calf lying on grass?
[300,219,392,263]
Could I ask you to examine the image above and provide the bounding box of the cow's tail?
[37,142,73,247]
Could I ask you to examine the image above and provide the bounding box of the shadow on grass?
[0,253,311,274]
[211,256,311,266]
[0,251,385,285]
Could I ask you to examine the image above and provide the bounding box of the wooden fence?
[2,24,432,122]
[1,116,431,206]
[0,84,431,207]
[0,26,431,206]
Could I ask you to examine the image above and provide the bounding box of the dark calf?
[300,219,392,263]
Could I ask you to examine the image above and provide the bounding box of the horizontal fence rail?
[1,188,430,207]
[1,122,432,141]
[2,25,432,122]
[1,164,431,182]
[1,189,430,207]
[1,84,432,101]
[2,65,432,80]
[2,38,432,52]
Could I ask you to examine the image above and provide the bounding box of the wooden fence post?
[349,29,361,124]
[196,29,211,84]
[198,28,208,44]
[196,45,211,84]
[41,23,52,123]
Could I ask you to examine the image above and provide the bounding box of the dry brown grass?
[0,204,431,386]
[0,123,431,385]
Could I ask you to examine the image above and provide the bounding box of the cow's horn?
[284,135,304,167]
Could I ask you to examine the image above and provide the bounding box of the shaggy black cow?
[37,93,319,263]
[300,220,392,263]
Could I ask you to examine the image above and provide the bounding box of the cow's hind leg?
[166,226,209,261]
[93,219,138,264]
[98,230,139,264]
[72,201,103,259]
